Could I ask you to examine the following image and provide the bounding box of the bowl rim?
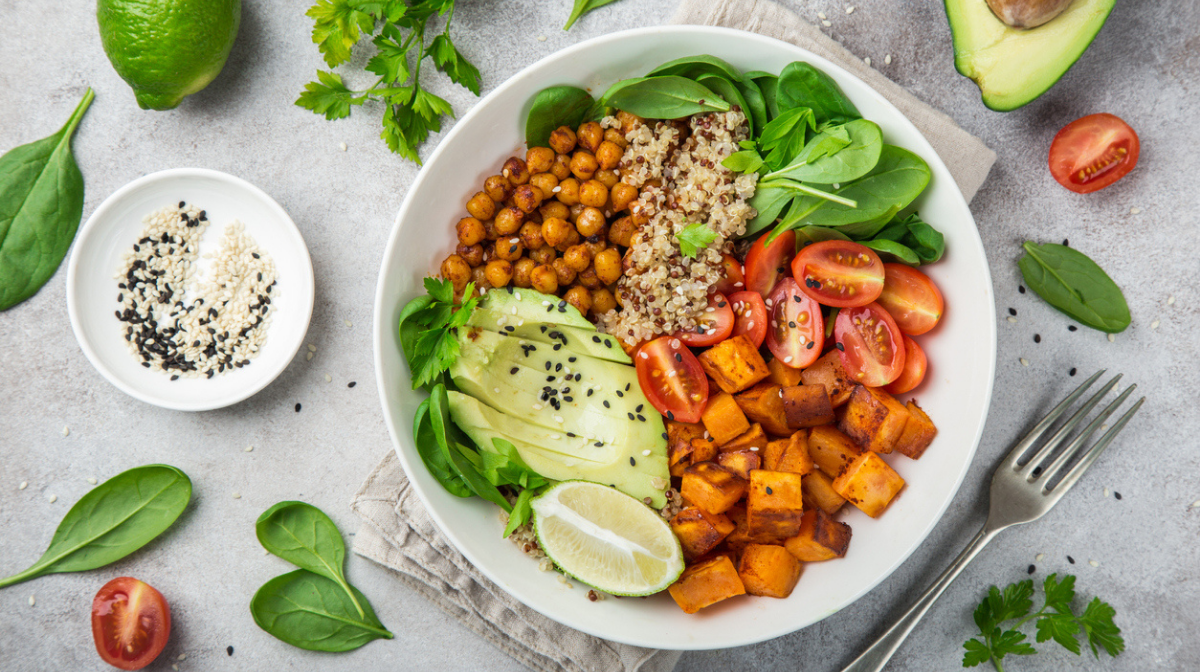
[66,167,315,412]
[373,24,996,649]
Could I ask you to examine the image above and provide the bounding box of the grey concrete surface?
[2,0,1197,670]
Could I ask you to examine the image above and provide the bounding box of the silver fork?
[840,370,1145,672]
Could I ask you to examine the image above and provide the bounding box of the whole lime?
[97,0,241,110]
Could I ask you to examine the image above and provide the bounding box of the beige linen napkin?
[351,3,997,671]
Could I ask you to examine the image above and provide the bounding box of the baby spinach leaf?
[745,71,780,120]
[735,77,768,134]
[1018,242,1130,333]
[759,107,816,170]
[776,61,860,125]
[0,88,93,311]
[563,0,623,30]
[768,119,882,184]
[872,213,944,264]
[745,182,800,236]
[482,438,549,491]
[525,86,594,148]
[795,225,852,246]
[861,238,921,265]
[722,147,765,174]
[599,76,730,119]
[414,398,472,498]
[797,145,931,228]
[429,383,513,512]
[256,502,365,618]
[0,464,191,589]
[647,54,744,82]
[251,569,393,652]
[695,74,753,136]
[503,489,537,538]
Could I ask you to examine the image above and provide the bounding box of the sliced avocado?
[467,308,631,364]
[477,287,592,329]
[945,0,1116,111]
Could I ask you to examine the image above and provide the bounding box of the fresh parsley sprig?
[676,221,719,259]
[397,277,480,389]
[297,0,481,164]
[963,573,1124,671]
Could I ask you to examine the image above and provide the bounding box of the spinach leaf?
[745,71,780,120]
[429,383,513,512]
[482,438,549,490]
[795,225,852,246]
[1018,242,1130,333]
[795,145,931,228]
[769,119,882,184]
[525,86,594,148]
[413,398,472,497]
[861,238,921,265]
[735,77,768,134]
[873,212,945,264]
[0,88,93,311]
[647,54,744,82]
[776,61,860,125]
[721,144,765,174]
[745,182,801,236]
[256,502,366,618]
[503,489,537,538]
[563,0,623,29]
[250,569,393,652]
[695,74,753,135]
[599,76,730,119]
[0,464,190,588]
[759,107,816,170]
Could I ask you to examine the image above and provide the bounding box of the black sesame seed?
[1062,238,1069,247]
[1027,564,1036,575]
[595,441,603,447]
[510,367,519,375]
[1069,367,1077,376]
[295,403,302,412]
[625,383,631,391]
[637,414,646,421]
[593,335,601,343]
[1008,307,1017,316]
[661,432,669,440]
[717,301,727,308]
[1034,334,1041,343]
[587,389,593,397]
[604,339,612,348]
[616,390,624,398]
[179,201,186,208]
[765,486,773,495]
[806,341,815,349]
[540,325,548,333]
[674,352,683,363]
[835,342,845,351]
[505,326,516,332]
[574,373,581,382]
[1068,325,1077,332]
[1114,491,1122,500]
[628,412,635,420]
[564,396,573,402]
[636,404,644,412]
[553,343,561,350]
[568,356,577,363]
[555,363,562,372]
[789,321,796,328]
[227,646,234,656]
[142,362,151,368]
[603,400,610,408]
[252,252,260,259]
[1067,555,1075,564]
[667,410,674,420]
[630,457,636,466]
[546,375,555,382]
[1018,285,1026,294]
[545,361,551,371]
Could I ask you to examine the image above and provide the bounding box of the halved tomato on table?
[876,263,944,335]
[744,230,796,297]
[765,278,824,369]
[636,336,709,423]
[884,336,927,395]
[728,291,768,348]
[92,577,171,670]
[792,240,885,308]
[710,254,746,295]
[1048,113,1139,194]
[833,302,906,387]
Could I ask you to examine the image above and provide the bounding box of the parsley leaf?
[676,222,719,258]
[1035,612,1081,655]
[429,34,481,95]
[306,0,376,67]
[295,71,366,120]
[1080,597,1125,657]
[962,638,992,668]
[398,278,480,389]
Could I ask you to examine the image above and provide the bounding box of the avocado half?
[945,0,1116,111]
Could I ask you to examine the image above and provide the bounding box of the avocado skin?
[945,0,1116,111]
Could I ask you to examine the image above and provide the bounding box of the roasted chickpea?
[603,127,628,149]
[569,151,598,180]
[525,208,544,226]
[484,259,513,288]
[525,146,555,174]
[579,180,609,208]
[529,172,558,196]
[608,216,635,247]
[494,236,524,261]
[617,110,644,135]
[552,258,577,285]
[456,216,485,246]
[466,191,496,220]
[568,202,586,223]
[556,226,581,253]
[541,217,572,248]
[563,244,592,273]
[577,121,604,153]
[564,285,592,315]
[457,243,484,267]
[513,258,536,288]
[502,157,530,186]
[610,183,638,212]
[480,241,495,263]
[530,264,559,294]
[548,126,577,154]
[583,237,608,258]
[593,248,623,285]
[594,169,620,189]
[440,254,471,291]
[529,245,557,265]
[575,206,606,237]
[512,184,544,213]
[483,218,499,240]
[595,140,623,170]
[555,178,581,206]
[540,200,569,222]
[518,222,545,250]
[551,153,572,180]
[494,207,524,236]
[591,287,617,314]
[470,266,490,291]
[484,175,513,202]
[576,266,602,289]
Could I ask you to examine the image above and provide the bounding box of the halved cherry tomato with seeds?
[92,577,171,670]
[677,293,734,347]
[636,336,709,423]
[711,254,746,295]
[765,278,824,369]
[833,302,906,387]
[1048,113,1139,194]
[792,240,885,308]
[885,336,927,395]
[877,263,944,335]
[729,291,768,348]
[744,230,796,297]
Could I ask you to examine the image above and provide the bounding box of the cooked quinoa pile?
[598,110,759,344]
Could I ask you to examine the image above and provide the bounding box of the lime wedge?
[531,481,684,596]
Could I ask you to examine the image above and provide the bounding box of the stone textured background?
[2,0,1198,670]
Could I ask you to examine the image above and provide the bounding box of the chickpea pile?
[440,114,646,318]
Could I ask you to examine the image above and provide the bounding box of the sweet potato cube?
[681,462,747,514]
[670,506,735,559]
[721,423,768,454]
[785,509,852,562]
[894,401,938,459]
[839,384,912,454]
[723,504,772,558]
[667,420,706,464]
[718,449,761,480]
[746,470,805,541]
[800,350,854,407]
[734,382,791,436]
[801,470,846,515]
[808,425,863,478]
[781,384,835,429]
[701,392,750,446]
[767,356,803,387]
[738,543,803,598]
[832,452,905,518]
[689,437,719,465]
[699,335,770,394]
[668,555,746,614]
[763,431,813,476]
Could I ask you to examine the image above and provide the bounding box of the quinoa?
[658,488,684,521]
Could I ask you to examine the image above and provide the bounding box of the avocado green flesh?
[945,0,1115,111]
[477,287,592,328]
[467,308,631,364]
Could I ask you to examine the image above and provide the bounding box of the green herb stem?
[791,182,858,208]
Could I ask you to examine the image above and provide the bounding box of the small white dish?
[67,168,314,412]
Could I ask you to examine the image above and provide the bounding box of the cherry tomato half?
[92,577,171,671]
[636,336,709,423]
[1049,113,1139,194]
[876,263,944,335]
[765,278,825,369]
[744,230,796,297]
[729,291,768,348]
[711,254,746,295]
[884,336,928,395]
[792,240,885,308]
[677,293,734,347]
[833,302,906,387]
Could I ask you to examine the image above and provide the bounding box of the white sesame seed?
[306,351,314,361]
[1089,560,1099,567]
[325,374,333,383]
[554,415,564,423]
[642,449,652,456]
[172,665,179,671]
[19,481,28,490]
[1191,500,1200,509]
[1104,487,1110,497]
[1151,319,1160,329]
[750,446,759,451]
[1129,206,1141,214]
[494,387,500,394]
[87,476,98,485]
[846,5,855,13]
[639,351,648,359]
[1168,295,1176,305]
[245,445,254,452]
[552,186,562,193]
[232,492,241,499]
[537,35,547,42]
[818,11,827,19]
[533,404,542,410]
[308,343,317,352]
[515,292,522,301]
[822,19,832,26]
[178,654,187,661]
[345,319,353,327]
[339,142,348,151]
[48,495,57,503]
[1107,333,1115,342]
[28,596,35,607]
[1035,553,1045,561]
[1007,316,1018,323]
[864,57,872,67]
[784,356,793,363]
[1020,358,1029,366]
[61,426,69,437]
[885,54,892,65]
[551,434,561,440]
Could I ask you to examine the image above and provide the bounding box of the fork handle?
[838,524,1004,672]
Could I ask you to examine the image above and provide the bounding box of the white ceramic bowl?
[67,168,314,412]
[374,26,996,649]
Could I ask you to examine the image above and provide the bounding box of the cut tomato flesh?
[833,302,905,387]
[635,336,709,423]
[765,278,824,369]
